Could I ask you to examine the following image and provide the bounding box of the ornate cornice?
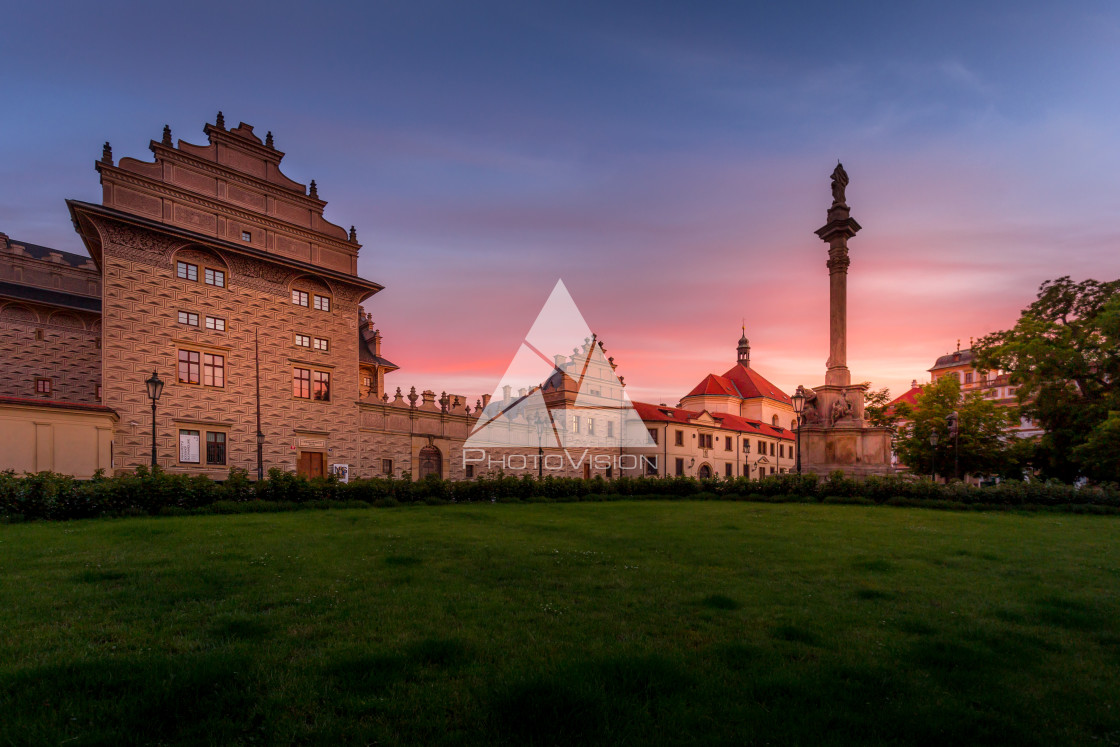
[100,168,358,255]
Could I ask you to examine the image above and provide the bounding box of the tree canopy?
[974,276,1120,483]
[894,374,1017,480]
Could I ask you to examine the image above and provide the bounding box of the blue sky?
[3,1,1118,402]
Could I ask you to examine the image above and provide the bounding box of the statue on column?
[830,163,849,208]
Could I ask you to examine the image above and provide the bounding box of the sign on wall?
[179,430,200,463]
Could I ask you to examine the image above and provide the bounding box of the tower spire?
[737,327,751,365]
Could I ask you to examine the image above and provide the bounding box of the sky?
[2,1,1118,406]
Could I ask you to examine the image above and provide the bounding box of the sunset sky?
[3,1,1118,406]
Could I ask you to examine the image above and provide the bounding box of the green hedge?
[1,467,1117,522]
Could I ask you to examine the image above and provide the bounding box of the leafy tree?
[974,276,1120,483]
[894,374,1017,480]
[862,384,898,430]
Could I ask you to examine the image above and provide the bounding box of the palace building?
[0,114,797,482]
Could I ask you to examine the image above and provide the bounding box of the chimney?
[373,330,382,357]
[911,379,918,389]
[502,385,512,401]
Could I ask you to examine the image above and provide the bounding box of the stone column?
[815,164,860,388]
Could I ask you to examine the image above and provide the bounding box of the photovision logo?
[463,279,655,474]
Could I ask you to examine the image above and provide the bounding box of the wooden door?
[298,451,325,479]
[418,445,442,479]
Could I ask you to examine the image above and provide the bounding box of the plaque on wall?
[179,430,200,463]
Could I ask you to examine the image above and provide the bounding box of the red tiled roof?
[631,401,794,441]
[720,363,792,404]
[886,385,922,413]
[685,373,739,397]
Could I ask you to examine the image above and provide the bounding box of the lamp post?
[946,411,960,481]
[532,412,548,478]
[929,429,939,482]
[145,371,164,467]
[792,385,807,475]
[255,328,264,481]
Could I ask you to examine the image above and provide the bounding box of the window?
[312,371,330,401]
[674,430,684,446]
[205,316,225,331]
[34,329,44,341]
[179,430,201,464]
[382,458,393,476]
[96,385,102,400]
[645,456,658,476]
[725,436,732,451]
[587,419,596,435]
[313,294,331,312]
[757,439,765,453]
[770,442,775,456]
[772,415,779,427]
[35,378,52,396]
[362,376,372,388]
[295,334,311,347]
[675,458,685,477]
[725,463,732,477]
[770,467,775,475]
[699,433,713,449]
[572,417,580,434]
[313,337,329,351]
[204,268,225,288]
[241,230,252,242]
[177,261,198,281]
[292,290,309,307]
[965,372,974,384]
[465,465,475,478]
[178,350,200,384]
[178,311,199,326]
[202,353,225,387]
[293,368,311,399]
[648,428,658,444]
[206,432,227,465]
[743,440,751,453]
[607,421,614,438]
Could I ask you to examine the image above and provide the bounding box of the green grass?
[2,503,1119,746]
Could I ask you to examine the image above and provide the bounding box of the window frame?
[313,337,329,352]
[294,334,311,348]
[176,261,198,282]
[205,316,226,332]
[178,310,199,327]
[292,290,310,307]
[313,294,331,312]
[203,267,226,288]
[35,377,52,396]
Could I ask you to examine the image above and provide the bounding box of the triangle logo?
[466,279,655,452]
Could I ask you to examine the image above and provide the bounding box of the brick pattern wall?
[0,302,102,404]
[95,217,368,476]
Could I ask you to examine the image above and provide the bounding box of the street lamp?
[928,429,939,482]
[792,385,806,475]
[531,412,549,478]
[946,411,960,481]
[145,370,164,467]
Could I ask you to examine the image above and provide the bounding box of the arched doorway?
[418,444,442,479]
[697,463,713,479]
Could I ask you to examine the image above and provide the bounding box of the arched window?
[771,414,779,427]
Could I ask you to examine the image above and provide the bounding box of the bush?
[0,468,1117,522]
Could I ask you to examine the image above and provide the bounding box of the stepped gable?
[91,116,362,276]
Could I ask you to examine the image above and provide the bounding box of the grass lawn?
[2,503,1119,746]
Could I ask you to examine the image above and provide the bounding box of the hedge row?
[1,467,1118,522]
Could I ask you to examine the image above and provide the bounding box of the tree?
[974,276,1120,483]
[862,384,897,430]
[893,374,1017,480]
